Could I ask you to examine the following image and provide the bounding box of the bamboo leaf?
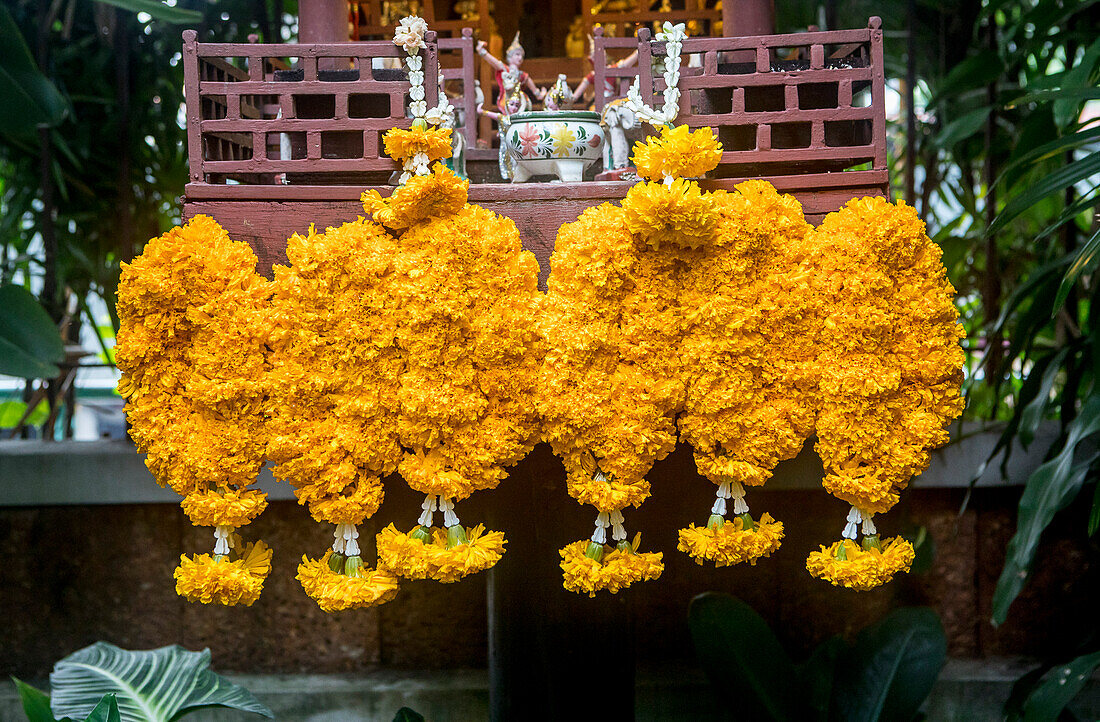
[988,152,1100,237]
[91,0,202,24]
[1053,228,1100,315]
[997,126,1100,186]
[992,395,1100,625]
[1055,37,1100,128]
[1018,348,1069,446]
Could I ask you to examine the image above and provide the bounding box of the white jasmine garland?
[392,15,455,178]
[625,21,687,127]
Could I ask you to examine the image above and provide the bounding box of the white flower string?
[332,522,361,556]
[625,21,686,128]
[842,506,862,540]
[392,16,455,183]
[213,525,233,555]
[418,494,438,527]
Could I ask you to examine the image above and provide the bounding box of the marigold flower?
[677,513,784,567]
[180,488,268,527]
[376,523,506,582]
[173,541,272,607]
[559,540,664,596]
[805,537,914,591]
[631,124,722,182]
[621,178,720,250]
[383,126,452,163]
[362,164,468,229]
[392,204,543,500]
[297,552,401,612]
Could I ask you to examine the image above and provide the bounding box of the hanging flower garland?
[265,216,407,611]
[364,66,543,583]
[674,180,818,568]
[804,197,965,588]
[116,215,273,606]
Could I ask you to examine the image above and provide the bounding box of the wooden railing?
[183,29,439,194]
[594,18,888,191]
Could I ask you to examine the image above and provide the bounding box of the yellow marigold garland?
[382,125,453,165]
[180,488,268,528]
[676,513,784,567]
[266,218,403,526]
[621,178,720,250]
[810,197,965,515]
[116,216,272,605]
[806,537,915,591]
[376,524,506,583]
[675,180,817,565]
[361,163,469,230]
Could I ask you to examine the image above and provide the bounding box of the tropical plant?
[11,642,272,722]
[0,0,294,438]
[688,592,947,721]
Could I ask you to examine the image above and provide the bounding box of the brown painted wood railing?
[182,29,440,196]
[594,17,889,198]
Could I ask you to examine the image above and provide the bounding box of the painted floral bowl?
[504,110,605,183]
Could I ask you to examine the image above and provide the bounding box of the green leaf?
[0,285,64,379]
[1055,37,1100,128]
[0,5,69,139]
[1090,481,1100,537]
[84,695,121,722]
[1007,87,1100,108]
[928,50,1005,107]
[1054,228,1100,315]
[829,608,947,722]
[992,395,1100,624]
[91,0,202,24]
[997,127,1100,187]
[0,400,50,428]
[689,592,804,720]
[798,637,845,722]
[1018,348,1069,446]
[989,151,1100,237]
[393,708,426,722]
[49,643,274,722]
[933,107,992,149]
[1020,650,1100,722]
[13,677,58,722]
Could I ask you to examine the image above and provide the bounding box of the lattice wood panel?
[594,18,888,193]
[183,29,440,190]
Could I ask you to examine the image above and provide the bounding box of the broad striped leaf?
[49,643,272,722]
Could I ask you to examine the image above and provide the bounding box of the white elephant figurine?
[601,99,637,173]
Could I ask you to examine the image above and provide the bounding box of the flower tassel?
[677,479,783,567]
[560,509,663,596]
[377,495,506,583]
[297,523,401,612]
[806,506,914,590]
